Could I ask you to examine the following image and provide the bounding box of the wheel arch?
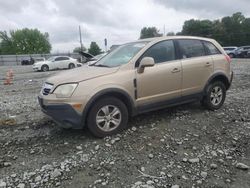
[69,62,75,65]
[81,88,136,127]
[203,73,230,95]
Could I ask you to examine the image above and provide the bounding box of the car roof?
[136,35,216,43]
[51,56,71,58]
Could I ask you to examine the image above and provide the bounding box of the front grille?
[42,83,54,96]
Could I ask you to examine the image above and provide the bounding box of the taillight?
[225,55,231,63]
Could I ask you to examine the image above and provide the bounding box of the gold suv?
[38,36,233,137]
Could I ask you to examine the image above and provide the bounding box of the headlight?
[53,83,78,98]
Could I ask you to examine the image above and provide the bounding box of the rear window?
[61,57,69,60]
[204,41,221,55]
[178,39,205,59]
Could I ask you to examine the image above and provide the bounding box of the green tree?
[221,12,246,46]
[0,28,51,55]
[139,27,163,39]
[88,42,102,56]
[180,12,250,46]
[73,46,86,53]
[182,19,213,37]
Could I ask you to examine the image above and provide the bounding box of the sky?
[0,0,249,53]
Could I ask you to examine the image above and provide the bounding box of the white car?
[32,56,81,72]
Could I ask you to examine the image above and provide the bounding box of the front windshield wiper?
[92,64,110,68]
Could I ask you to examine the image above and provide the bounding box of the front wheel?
[202,81,226,110]
[87,97,128,138]
[41,65,49,72]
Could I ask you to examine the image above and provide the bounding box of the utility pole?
[79,25,83,51]
[163,25,166,36]
[104,38,107,52]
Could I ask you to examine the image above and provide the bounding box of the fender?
[80,88,136,127]
[203,72,230,95]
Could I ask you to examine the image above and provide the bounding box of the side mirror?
[138,57,155,73]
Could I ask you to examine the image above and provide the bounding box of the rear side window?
[142,40,176,64]
[61,57,69,60]
[178,39,205,59]
[55,57,61,61]
[203,41,221,55]
[55,57,69,61]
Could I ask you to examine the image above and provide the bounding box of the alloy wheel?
[210,86,223,106]
[96,105,121,132]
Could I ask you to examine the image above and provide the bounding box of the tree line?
[0,28,51,55]
[0,28,102,55]
[140,12,250,47]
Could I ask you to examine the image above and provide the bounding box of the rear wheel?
[87,97,128,138]
[41,65,49,72]
[202,81,226,110]
[69,63,75,69]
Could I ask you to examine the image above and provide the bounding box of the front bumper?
[38,97,83,129]
[33,66,40,71]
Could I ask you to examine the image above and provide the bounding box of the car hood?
[46,66,119,85]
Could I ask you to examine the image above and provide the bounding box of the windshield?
[95,42,148,67]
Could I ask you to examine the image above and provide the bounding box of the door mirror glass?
[138,57,155,73]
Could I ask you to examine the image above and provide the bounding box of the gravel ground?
[0,60,250,188]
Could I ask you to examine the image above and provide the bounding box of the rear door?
[53,57,63,69]
[203,41,229,78]
[136,40,182,106]
[177,39,214,96]
[59,57,70,69]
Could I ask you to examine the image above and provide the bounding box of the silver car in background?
[223,46,238,58]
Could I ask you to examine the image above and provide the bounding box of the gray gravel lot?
[0,60,250,188]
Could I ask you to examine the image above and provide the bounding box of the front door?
[136,40,182,106]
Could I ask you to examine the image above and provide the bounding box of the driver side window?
[141,40,176,64]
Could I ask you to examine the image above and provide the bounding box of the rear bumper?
[38,97,83,129]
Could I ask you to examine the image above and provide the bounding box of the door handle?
[171,68,181,73]
[205,62,212,67]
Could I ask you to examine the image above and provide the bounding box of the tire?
[69,63,75,69]
[202,81,226,110]
[87,97,128,138]
[41,65,49,72]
